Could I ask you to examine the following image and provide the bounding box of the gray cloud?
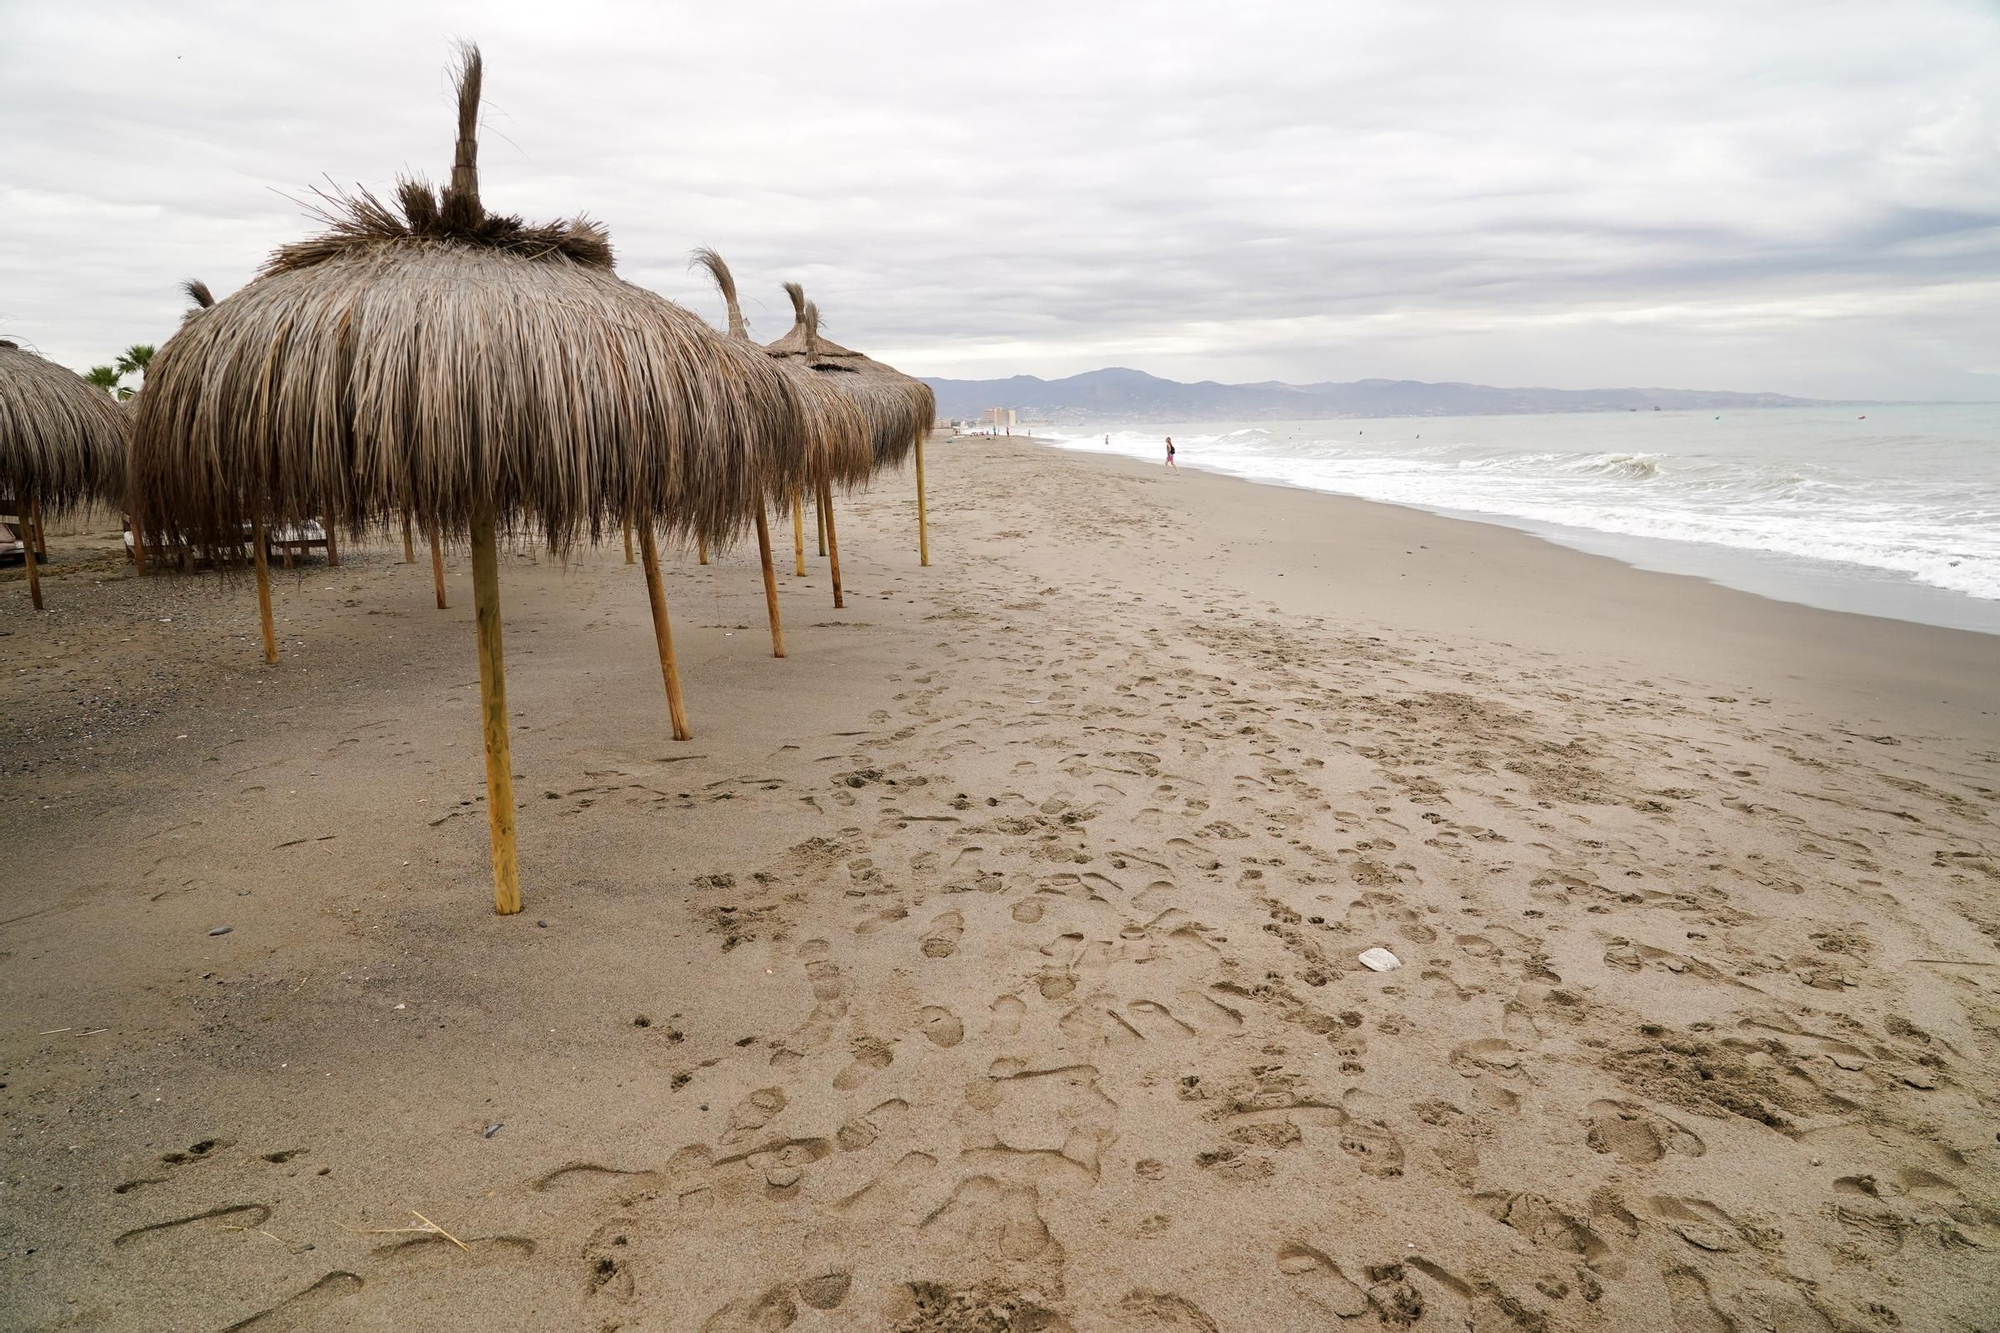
[3,0,1996,400]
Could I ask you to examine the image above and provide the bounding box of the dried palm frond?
[691,249,868,492]
[131,44,809,555]
[0,339,129,514]
[691,247,747,340]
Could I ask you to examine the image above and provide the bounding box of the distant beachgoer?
[1165,437,1177,469]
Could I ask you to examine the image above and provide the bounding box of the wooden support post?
[791,494,806,576]
[30,507,47,559]
[132,512,147,575]
[638,523,693,741]
[819,480,844,609]
[281,534,293,570]
[697,535,709,565]
[755,506,785,658]
[469,496,521,915]
[23,497,43,611]
[622,518,634,565]
[816,493,827,557]
[916,434,931,567]
[402,512,416,563]
[324,519,340,567]
[251,515,277,663]
[429,527,448,609]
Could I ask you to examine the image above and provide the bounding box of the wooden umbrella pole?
[697,535,708,565]
[429,527,448,609]
[251,515,277,663]
[402,512,416,563]
[754,506,785,658]
[815,493,827,557]
[791,494,806,576]
[132,511,148,575]
[324,518,340,567]
[638,523,692,741]
[622,518,634,565]
[468,496,521,915]
[916,434,931,567]
[819,480,844,609]
[23,497,43,611]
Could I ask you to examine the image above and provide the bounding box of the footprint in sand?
[990,994,1027,1037]
[215,1271,364,1332]
[1650,1196,1762,1253]
[804,959,845,1001]
[1119,1290,1223,1329]
[1449,1038,1523,1079]
[1276,1242,1370,1318]
[1662,1266,1736,1333]
[833,1037,894,1090]
[855,907,908,935]
[1336,1118,1405,1178]
[1011,899,1045,923]
[919,1176,1054,1261]
[1125,999,1197,1040]
[722,1088,787,1145]
[1584,1099,1706,1163]
[920,911,965,958]
[1480,1192,1611,1263]
[1036,967,1079,1000]
[115,1203,272,1248]
[798,1272,853,1311]
[698,1282,802,1332]
[837,1098,910,1152]
[921,1006,965,1047]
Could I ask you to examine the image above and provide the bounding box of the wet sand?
[2,434,1997,1331]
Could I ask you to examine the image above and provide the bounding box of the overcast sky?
[4,0,1997,399]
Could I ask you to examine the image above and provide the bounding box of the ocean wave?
[1029,418,2000,605]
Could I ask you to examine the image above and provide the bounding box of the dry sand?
[2,435,1997,1331]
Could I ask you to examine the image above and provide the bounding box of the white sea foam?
[1038,409,2000,607]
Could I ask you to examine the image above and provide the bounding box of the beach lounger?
[267,519,336,567]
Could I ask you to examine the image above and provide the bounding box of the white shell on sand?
[1359,947,1402,972]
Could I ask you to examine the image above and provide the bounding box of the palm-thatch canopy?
[131,46,809,555]
[125,43,837,915]
[765,283,935,476]
[691,249,869,492]
[0,340,129,515]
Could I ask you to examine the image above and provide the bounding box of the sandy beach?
[3,434,1996,1331]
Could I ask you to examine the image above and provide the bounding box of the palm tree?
[83,365,126,399]
[115,343,155,386]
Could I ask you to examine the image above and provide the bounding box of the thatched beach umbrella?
[691,249,867,656]
[131,46,808,914]
[147,279,346,585]
[0,341,128,609]
[766,283,938,605]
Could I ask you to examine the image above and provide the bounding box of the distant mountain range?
[919,367,1819,423]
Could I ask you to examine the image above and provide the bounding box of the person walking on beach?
[1164,437,1177,469]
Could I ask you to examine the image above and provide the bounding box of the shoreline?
[1023,423,2000,637]
[1007,435,1996,739]
[3,432,1996,1330]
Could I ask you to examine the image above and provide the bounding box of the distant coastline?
[922,365,1908,424]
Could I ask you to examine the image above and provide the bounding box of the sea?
[1034,405,2000,636]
